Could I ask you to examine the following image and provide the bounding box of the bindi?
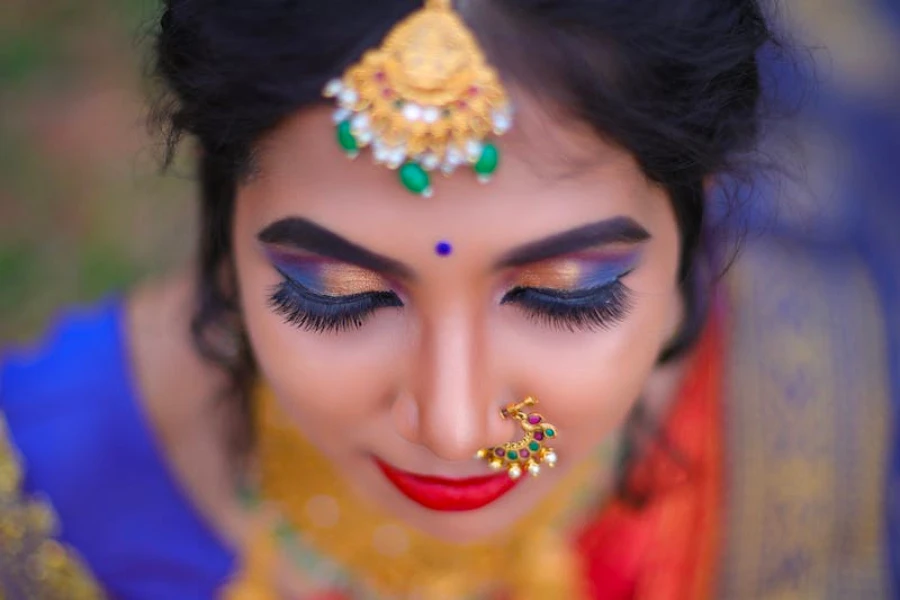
[434,241,453,257]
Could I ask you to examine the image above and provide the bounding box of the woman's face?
[233,96,682,542]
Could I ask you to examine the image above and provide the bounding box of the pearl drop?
[446,146,464,166]
[338,88,359,108]
[356,129,373,145]
[545,451,558,466]
[323,79,343,98]
[420,153,440,171]
[508,465,523,480]
[402,103,423,122]
[528,463,541,477]
[492,111,512,134]
[351,112,370,133]
[465,139,483,163]
[332,108,352,124]
[386,147,406,169]
[373,143,389,164]
[422,106,441,124]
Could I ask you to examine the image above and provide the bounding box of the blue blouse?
[0,298,234,599]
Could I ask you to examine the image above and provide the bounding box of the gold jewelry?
[477,396,559,480]
[224,386,595,600]
[323,0,513,197]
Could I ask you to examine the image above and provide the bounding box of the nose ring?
[476,396,558,480]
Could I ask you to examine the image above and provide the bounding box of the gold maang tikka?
[323,0,514,197]
[477,397,558,480]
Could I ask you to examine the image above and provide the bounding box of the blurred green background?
[1,0,898,342]
[0,0,193,341]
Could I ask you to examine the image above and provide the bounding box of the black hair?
[153,0,780,483]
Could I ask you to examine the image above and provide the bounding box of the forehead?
[242,93,668,252]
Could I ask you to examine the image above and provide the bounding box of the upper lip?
[386,468,503,485]
[373,458,497,480]
[374,456,521,511]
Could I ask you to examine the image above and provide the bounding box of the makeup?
[512,250,640,292]
[263,247,393,297]
[501,250,642,332]
[497,216,650,269]
[262,245,403,333]
[257,216,649,334]
[375,458,522,512]
[435,241,453,257]
[258,217,414,280]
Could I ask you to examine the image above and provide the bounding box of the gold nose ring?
[476,397,558,480]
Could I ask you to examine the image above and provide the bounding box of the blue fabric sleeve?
[0,298,235,599]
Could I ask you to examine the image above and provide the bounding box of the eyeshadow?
[513,251,639,291]
[265,247,392,296]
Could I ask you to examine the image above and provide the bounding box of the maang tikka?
[322,0,514,197]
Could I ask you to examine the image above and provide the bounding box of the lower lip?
[375,458,522,512]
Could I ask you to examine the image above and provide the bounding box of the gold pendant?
[323,0,513,196]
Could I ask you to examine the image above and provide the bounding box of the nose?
[402,307,500,462]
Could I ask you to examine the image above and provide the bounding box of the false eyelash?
[268,277,402,333]
[502,280,634,333]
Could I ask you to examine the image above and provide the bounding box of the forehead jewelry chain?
[477,397,558,480]
[322,0,513,197]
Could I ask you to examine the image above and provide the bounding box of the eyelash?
[268,277,402,333]
[268,274,633,334]
[500,280,634,333]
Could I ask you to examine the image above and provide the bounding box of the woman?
[0,0,891,598]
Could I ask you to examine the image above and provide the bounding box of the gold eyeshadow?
[515,260,585,291]
[317,263,393,296]
[510,252,639,292]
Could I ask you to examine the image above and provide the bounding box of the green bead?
[473,142,499,178]
[507,450,518,461]
[399,162,432,196]
[336,120,358,155]
[546,428,555,438]
[528,441,540,452]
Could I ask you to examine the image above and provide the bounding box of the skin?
[233,93,683,542]
[130,92,687,593]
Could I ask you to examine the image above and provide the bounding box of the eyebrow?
[497,216,651,268]
[257,218,415,280]
[257,215,650,279]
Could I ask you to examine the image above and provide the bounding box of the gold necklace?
[224,386,614,600]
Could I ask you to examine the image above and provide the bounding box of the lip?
[374,458,522,512]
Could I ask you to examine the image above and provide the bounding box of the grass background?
[0,0,193,341]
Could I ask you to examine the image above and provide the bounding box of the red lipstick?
[375,458,521,512]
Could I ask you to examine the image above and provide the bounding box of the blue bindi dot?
[435,241,453,257]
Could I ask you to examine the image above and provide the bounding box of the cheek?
[502,248,679,446]
[503,297,669,441]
